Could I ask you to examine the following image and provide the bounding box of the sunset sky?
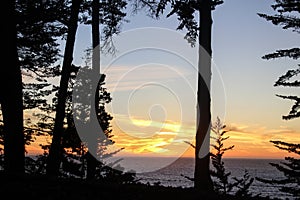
[26,0,300,160]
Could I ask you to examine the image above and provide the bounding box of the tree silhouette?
[0,0,24,176]
[181,117,255,197]
[156,0,223,191]
[85,0,101,181]
[210,117,235,195]
[16,0,68,160]
[258,0,300,120]
[256,141,300,198]
[0,108,3,168]
[257,1,300,198]
[1,0,66,176]
[0,0,72,176]
[210,117,254,198]
[80,0,127,54]
[25,60,118,178]
[47,0,83,177]
[62,0,127,179]
[47,0,128,177]
[61,65,116,179]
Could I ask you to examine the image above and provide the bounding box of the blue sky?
[54,0,300,158]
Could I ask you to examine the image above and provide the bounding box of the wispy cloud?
[103,65,194,92]
[219,123,300,158]
[226,123,250,133]
[109,115,194,156]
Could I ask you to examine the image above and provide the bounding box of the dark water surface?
[131,157,295,199]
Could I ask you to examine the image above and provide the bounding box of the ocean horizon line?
[25,153,285,160]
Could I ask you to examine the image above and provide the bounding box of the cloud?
[108,115,194,156]
[225,123,249,133]
[218,123,300,158]
[24,110,300,159]
[156,131,177,136]
[113,135,173,154]
[116,115,183,134]
[265,128,297,135]
[103,65,193,92]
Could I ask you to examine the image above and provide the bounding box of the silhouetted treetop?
[16,0,67,78]
[271,0,300,12]
[270,140,300,154]
[258,13,300,33]
[156,0,223,46]
[79,0,127,54]
[256,140,300,198]
[259,0,300,121]
[258,0,300,33]
[262,48,300,60]
[274,66,300,87]
[129,0,158,16]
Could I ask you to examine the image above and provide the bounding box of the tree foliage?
[80,0,128,55]
[258,0,300,33]
[156,0,223,47]
[258,0,300,120]
[257,3,300,199]
[12,0,72,152]
[16,0,67,79]
[256,141,300,198]
[182,117,254,197]
[210,117,254,197]
[19,61,136,183]
[155,0,224,190]
[210,117,235,195]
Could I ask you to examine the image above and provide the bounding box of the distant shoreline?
[25,154,287,160]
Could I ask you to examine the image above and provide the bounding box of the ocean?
[24,155,297,199]
[124,157,297,200]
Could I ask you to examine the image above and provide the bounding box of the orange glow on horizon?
[25,120,300,160]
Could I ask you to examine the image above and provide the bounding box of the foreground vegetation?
[0,172,277,200]
[1,1,298,200]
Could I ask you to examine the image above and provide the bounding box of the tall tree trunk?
[86,0,100,180]
[194,0,213,191]
[1,0,25,176]
[46,0,82,177]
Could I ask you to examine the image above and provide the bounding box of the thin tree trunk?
[86,0,100,180]
[1,0,25,176]
[46,0,82,177]
[194,0,213,191]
